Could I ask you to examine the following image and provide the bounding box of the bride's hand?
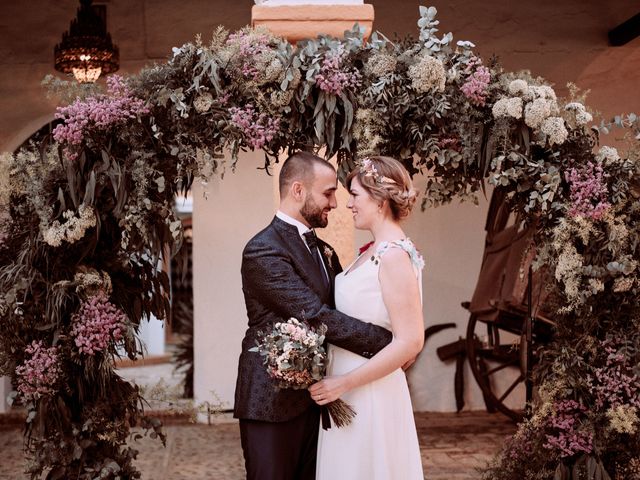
[308,376,350,405]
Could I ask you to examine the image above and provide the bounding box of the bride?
[309,155,425,479]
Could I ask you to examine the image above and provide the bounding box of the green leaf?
[553,463,567,480]
[314,92,326,118]
[83,170,96,206]
[326,94,336,115]
[315,110,325,144]
[72,444,83,460]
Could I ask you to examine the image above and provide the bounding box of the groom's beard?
[301,194,328,228]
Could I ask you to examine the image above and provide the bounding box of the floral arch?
[1,6,639,479]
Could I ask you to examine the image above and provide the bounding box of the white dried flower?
[42,221,65,247]
[596,146,620,164]
[529,85,557,101]
[365,53,397,77]
[264,58,284,83]
[193,92,213,113]
[408,55,446,93]
[270,89,294,108]
[492,97,523,119]
[555,247,583,300]
[74,269,113,296]
[525,98,552,129]
[587,278,605,294]
[613,277,634,293]
[540,116,568,145]
[575,110,592,125]
[195,148,215,180]
[42,204,97,247]
[607,405,638,434]
[565,102,593,126]
[508,79,529,96]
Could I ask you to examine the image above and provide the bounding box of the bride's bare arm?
[309,247,424,404]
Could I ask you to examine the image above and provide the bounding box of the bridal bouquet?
[249,317,356,428]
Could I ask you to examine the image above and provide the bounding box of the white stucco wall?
[192,151,277,411]
[137,315,166,357]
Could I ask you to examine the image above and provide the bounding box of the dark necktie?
[303,230,329,289]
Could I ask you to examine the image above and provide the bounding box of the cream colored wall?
[192,151,276,410]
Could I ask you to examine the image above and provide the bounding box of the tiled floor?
[0,411,514,479]
[0,360,515,479]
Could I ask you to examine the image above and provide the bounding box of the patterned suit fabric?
[234,216,392,422]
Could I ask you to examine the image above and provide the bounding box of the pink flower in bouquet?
[543,400,594,458]
[565,161,611,220]
[315,45,362,96]
[229,103,280,150]
[15,340,62,400]
[52,75,149,158]
[70,292,126,355]
[250,317,326,389]
[250,317,355,427]
[460,58,491,107]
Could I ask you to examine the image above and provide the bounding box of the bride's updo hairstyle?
[347,156,418,221]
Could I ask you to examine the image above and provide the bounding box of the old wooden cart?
[462,188,554,421]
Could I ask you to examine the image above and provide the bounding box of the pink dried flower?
[589,338,640,410]
[52,75,149,158]
[226,31,271,80]
[437,136,462,152]
[503,431,535,462]
[229,103,280,150]
[15,340,61,400]
[565,161,611,220]
[543,400,594,458]
[70,292,127,356]
[249,317,327,390]
[315,45,362,96]
[461,58,491,106]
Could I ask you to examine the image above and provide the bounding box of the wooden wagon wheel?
[466,313,527,422]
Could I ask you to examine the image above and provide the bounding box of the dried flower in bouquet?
[249,317,356,428]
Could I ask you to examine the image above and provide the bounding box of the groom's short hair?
[279,151,335,197]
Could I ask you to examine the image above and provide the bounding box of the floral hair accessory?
[357,157,396,185]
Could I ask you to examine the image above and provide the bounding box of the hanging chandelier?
[54,0,119,84]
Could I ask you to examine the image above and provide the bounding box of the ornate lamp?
[54,0,119,83]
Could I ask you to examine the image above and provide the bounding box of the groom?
[234,151,393,480]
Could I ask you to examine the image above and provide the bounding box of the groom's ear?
[291,180,305,202]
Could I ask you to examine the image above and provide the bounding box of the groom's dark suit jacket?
[234,216,392,422]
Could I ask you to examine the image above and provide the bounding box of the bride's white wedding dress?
[316,239,424,480]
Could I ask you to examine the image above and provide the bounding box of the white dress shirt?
[276,210,330,280]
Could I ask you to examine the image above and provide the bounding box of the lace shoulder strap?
[374,239,425,270]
